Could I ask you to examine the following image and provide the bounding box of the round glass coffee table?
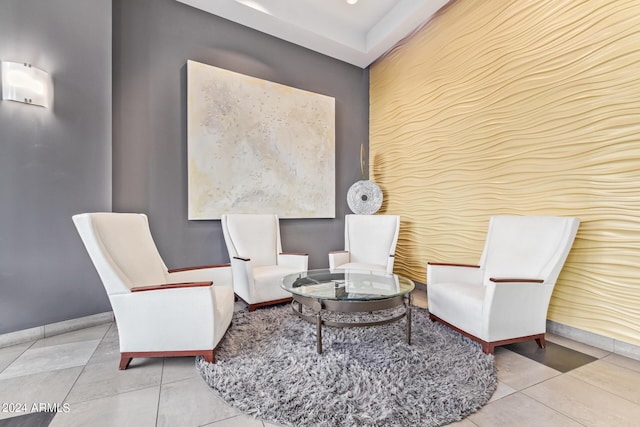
[281,268,415,353]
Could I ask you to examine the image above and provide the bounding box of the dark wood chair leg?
[203,350,215,363]
[535,335,546,349]
[481,342,495,354]
[119,355,132,370]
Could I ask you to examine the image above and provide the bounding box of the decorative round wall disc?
[347,180,383,215]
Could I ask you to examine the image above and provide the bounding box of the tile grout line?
[0,339,37,377]
[565,361,640,407]
[518,372,619,426]
[58,322,114,412]
[497,382,590,427]
[0,340,39,422]
[0,323,114,423]
[155,357,166,426]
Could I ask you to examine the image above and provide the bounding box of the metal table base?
[290,293,412,354]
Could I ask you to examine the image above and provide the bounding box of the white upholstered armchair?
[427,215,580,354]
[73,213,235,370]
[329,214,400,274]
[221,214,308,311]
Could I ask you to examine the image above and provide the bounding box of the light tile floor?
[1,290,640,427]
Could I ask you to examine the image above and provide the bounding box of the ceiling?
[177,0,450,68]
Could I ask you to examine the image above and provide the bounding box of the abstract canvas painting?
[187,60,335,219]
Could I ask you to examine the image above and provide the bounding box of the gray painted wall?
[0,0,112,334]
[113,0,369,270]
[0,0,368,335]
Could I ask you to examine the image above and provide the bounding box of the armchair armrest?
[385,254,396,274]
[428,262,480,268]
[427,261,484,285]
[111,284,217,352]
[483,279,554,340]
[489,278,544,283]
[230,256,254,302]
[166,263,232,288]
[167,264,230,273]
[130,281,212,292]
[329,251,350,270]
[278,252,308,270]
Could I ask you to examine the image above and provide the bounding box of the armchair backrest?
[221,214,282,267]
[479,215,580,284]
[345,214,400,266]
[73,213,169,294]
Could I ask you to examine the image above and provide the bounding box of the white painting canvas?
[187,60,335,219]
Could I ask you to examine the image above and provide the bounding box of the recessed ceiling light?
[346,0,358,5]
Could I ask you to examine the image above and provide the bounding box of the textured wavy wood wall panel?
[370,0,640,345]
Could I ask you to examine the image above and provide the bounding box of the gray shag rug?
[197,304,497,427]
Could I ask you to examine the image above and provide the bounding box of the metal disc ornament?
[347,180,383,215]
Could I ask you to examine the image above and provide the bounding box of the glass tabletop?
[281,268,415,301]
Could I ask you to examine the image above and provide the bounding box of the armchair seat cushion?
[335,262,388,273]
[428,281,485,338]
[252,265,300,303]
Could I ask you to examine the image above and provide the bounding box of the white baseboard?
[547,319,640,361]
[0,312,114,349]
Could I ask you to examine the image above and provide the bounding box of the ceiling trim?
[177,0,449,68]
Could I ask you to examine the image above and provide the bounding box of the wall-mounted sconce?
[1,61,51,108]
